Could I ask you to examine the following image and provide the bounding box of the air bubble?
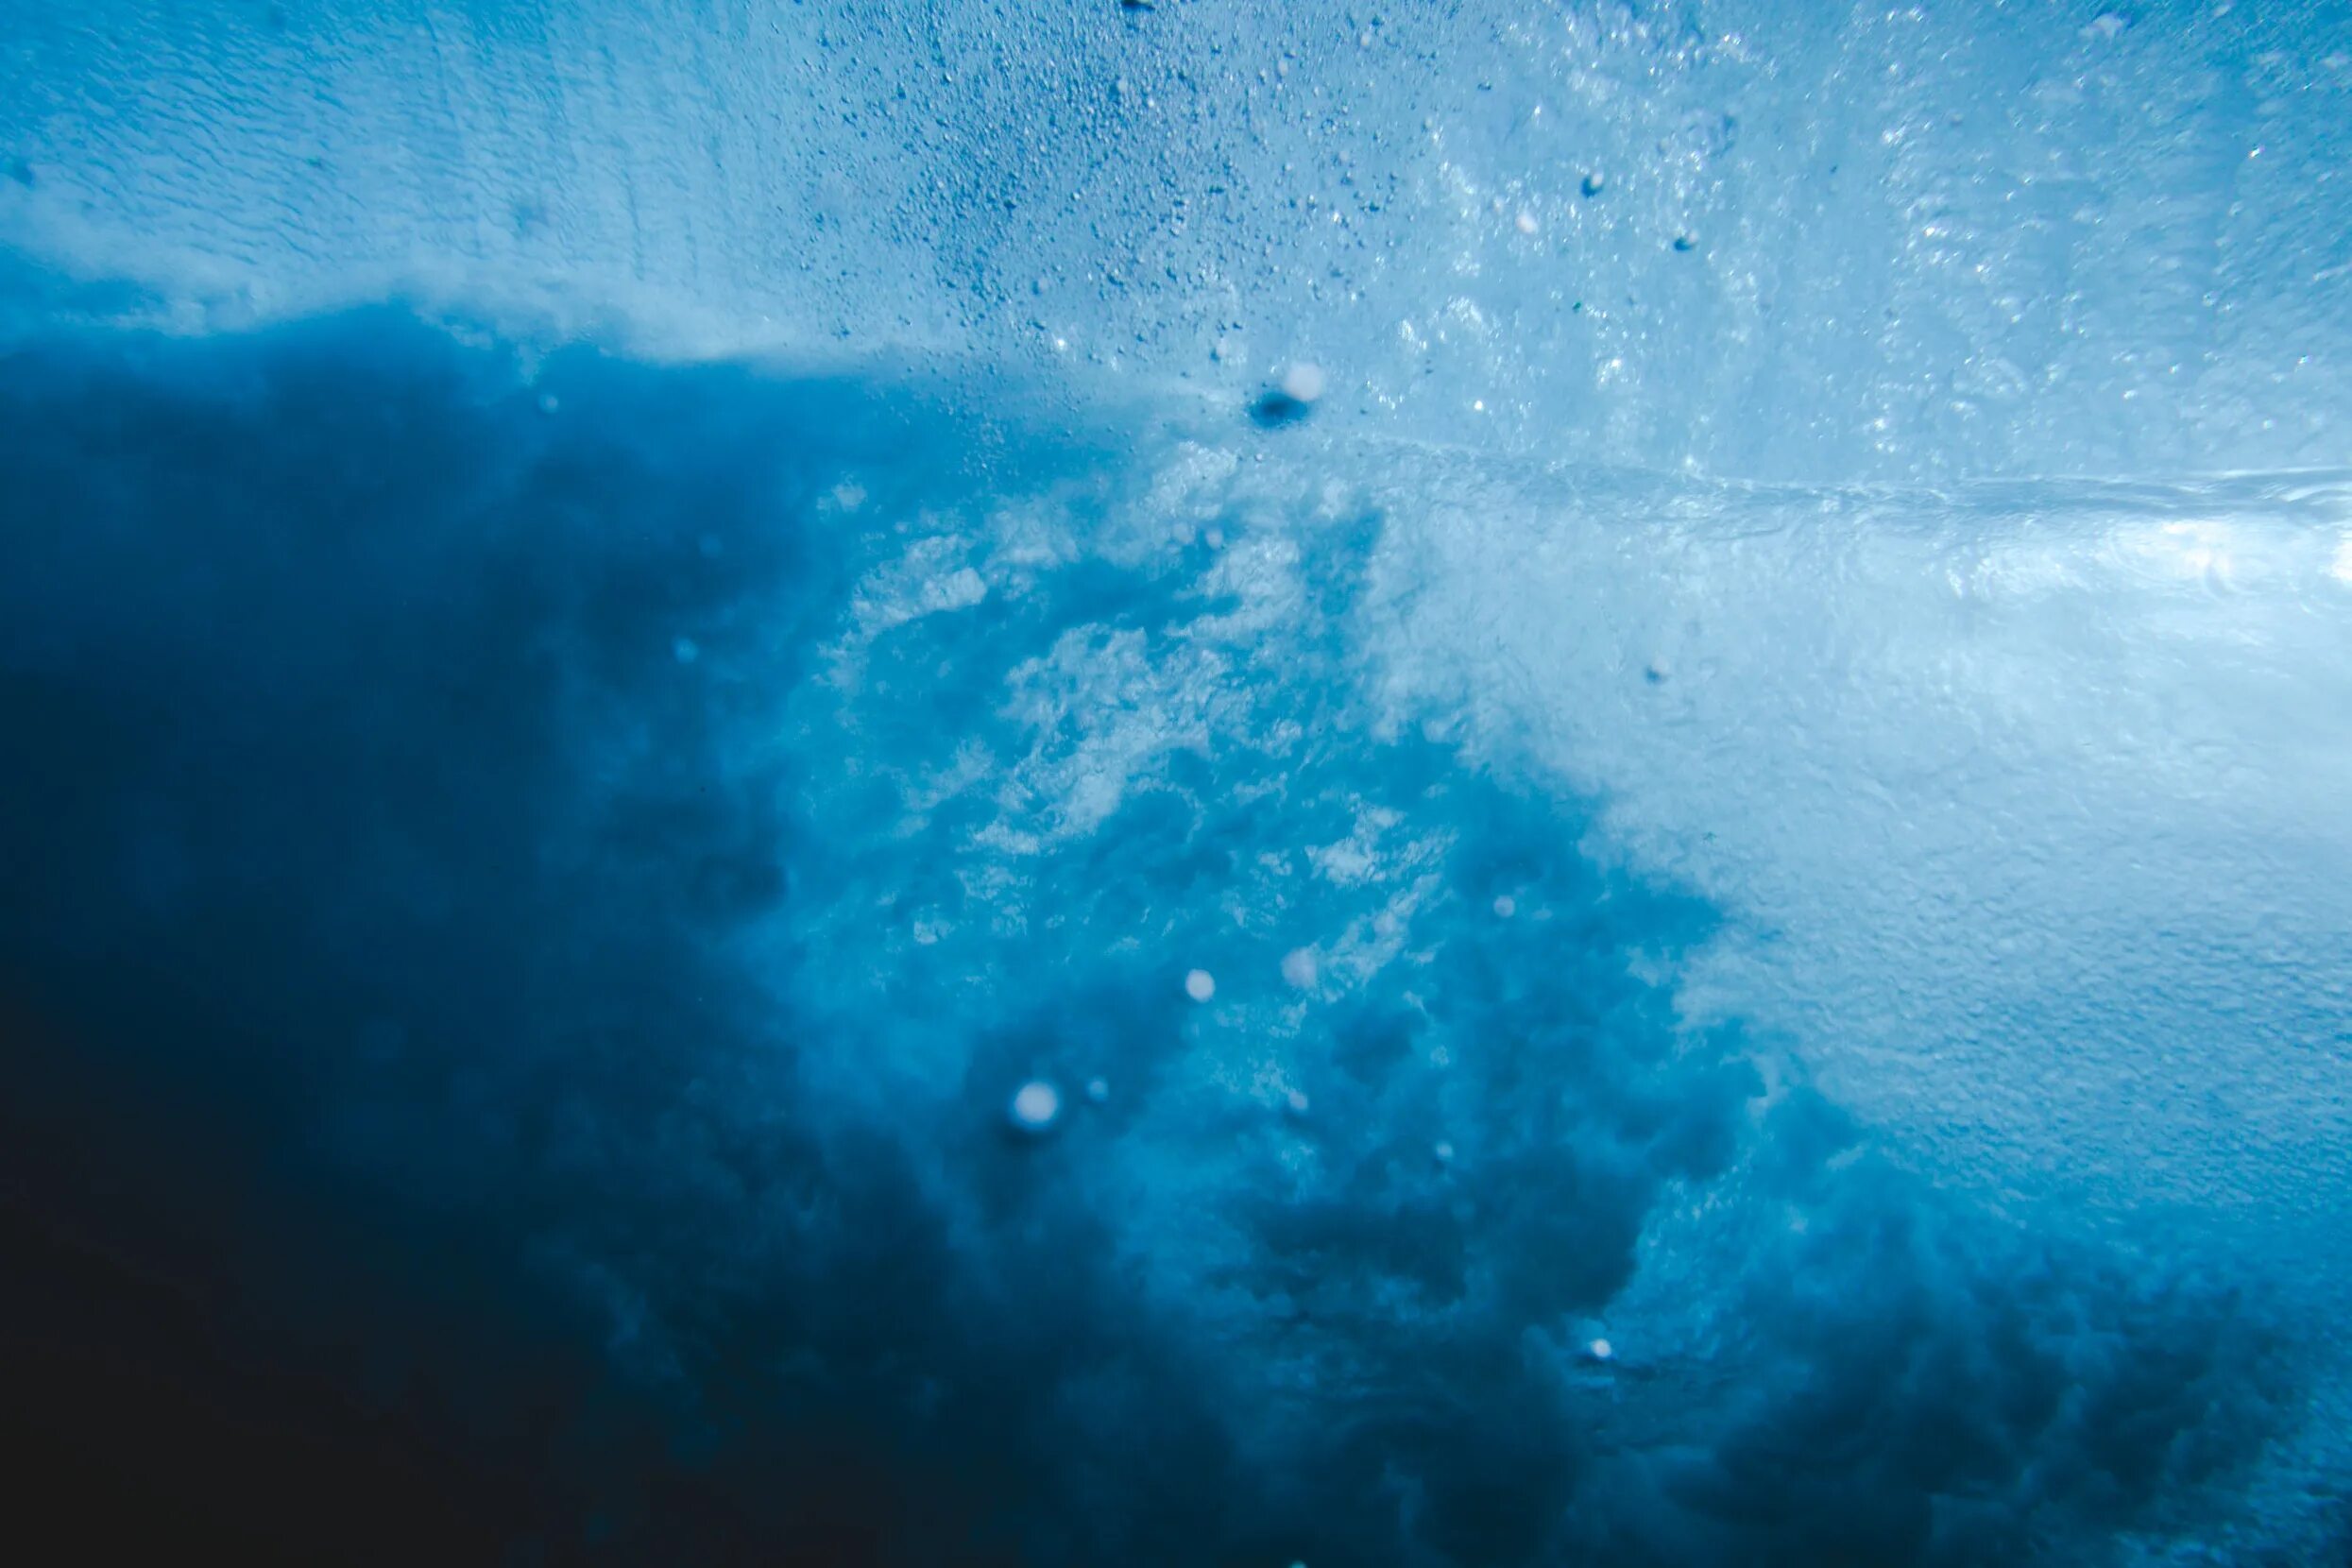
[1009,1080,1063,1133]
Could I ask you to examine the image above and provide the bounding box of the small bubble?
[1285,1087,1312,1116]
[1588,1338,1614,1361]
[1515,211,1539,235]
[1281,947,1320,989]
[673,637,700,665]
[1492,895,1516,918]
[1009,1080,1063,1133]
[1084,1077,1111,1105]
[1433,1140,1455,1164]
[1185,968,1217,1002]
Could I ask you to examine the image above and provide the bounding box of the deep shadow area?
[0,314,941,1562]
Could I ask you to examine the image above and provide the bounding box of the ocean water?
[3,5,2350,1566]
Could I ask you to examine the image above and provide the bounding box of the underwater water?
[3,4,2349,1565]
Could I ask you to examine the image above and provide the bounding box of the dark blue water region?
[0,296,2320,1566]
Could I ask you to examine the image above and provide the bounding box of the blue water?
[0,306,2323,1564]
[5,2,2351,1559]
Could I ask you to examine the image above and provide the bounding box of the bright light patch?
[2136,520,2237,585]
